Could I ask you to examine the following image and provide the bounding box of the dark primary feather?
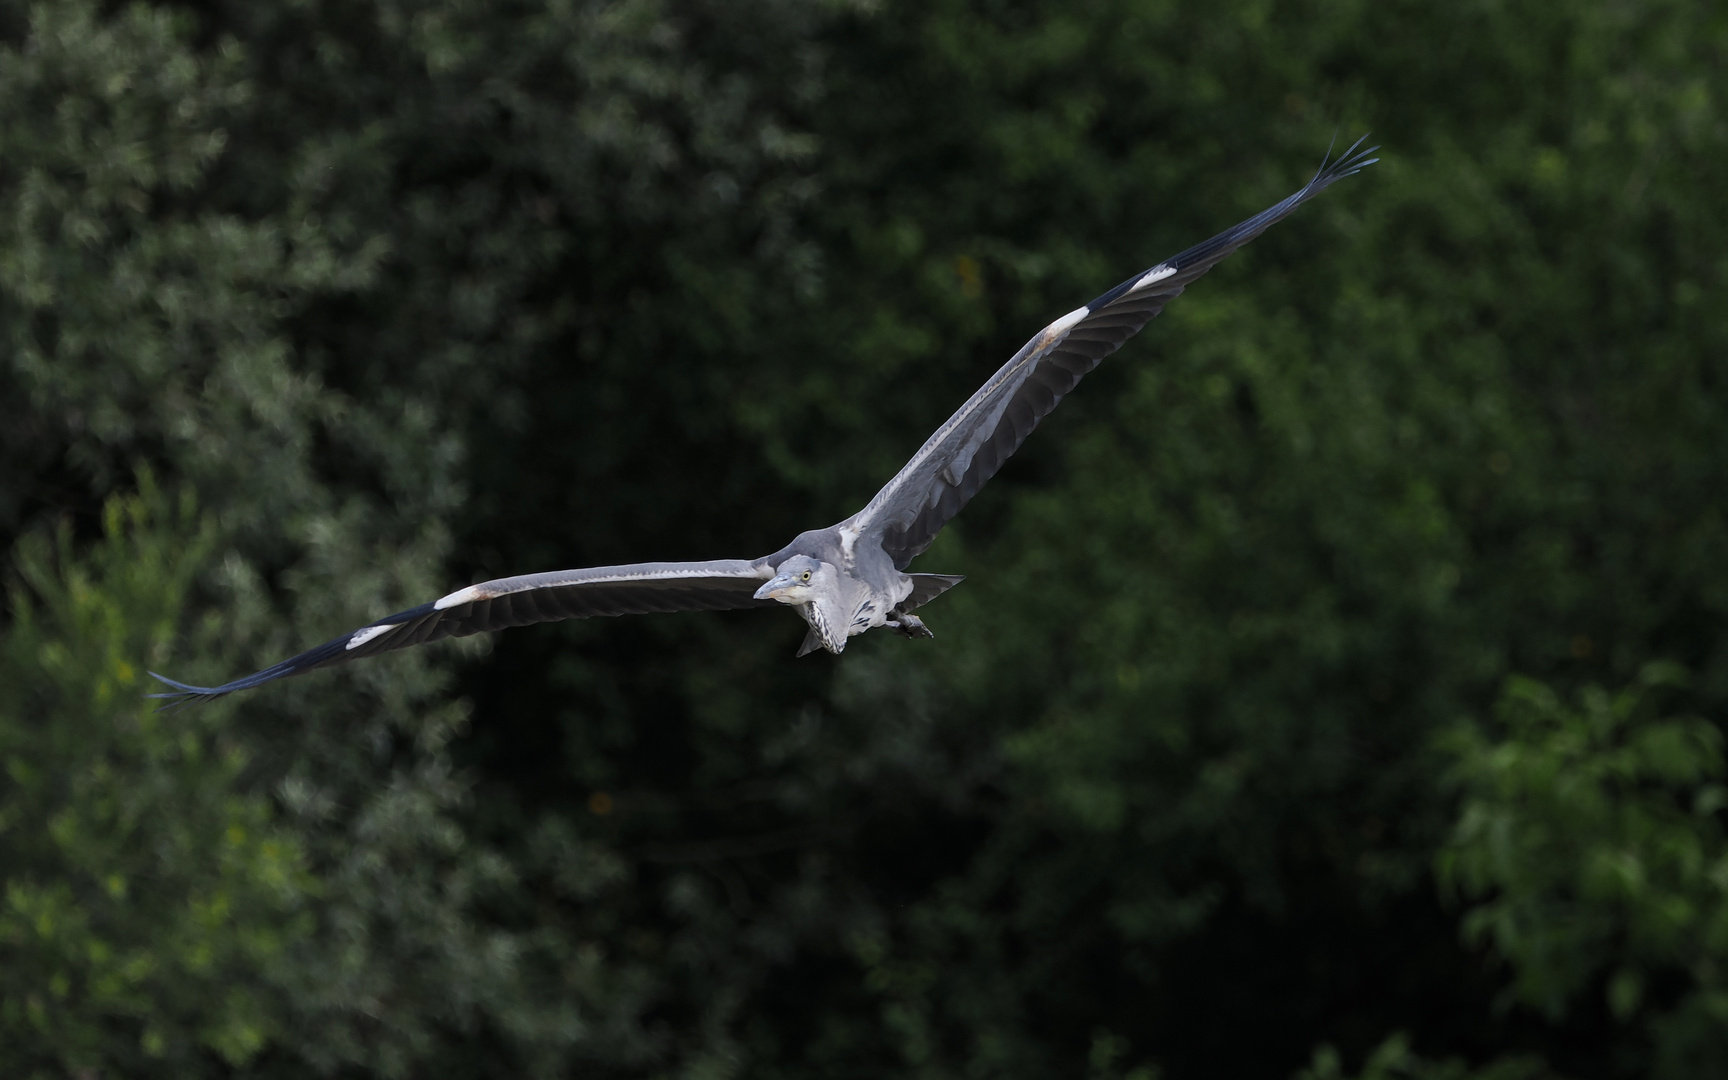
[149,562,776,705]
[862,136,1378,569]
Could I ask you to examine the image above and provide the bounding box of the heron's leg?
[883,609,934,639]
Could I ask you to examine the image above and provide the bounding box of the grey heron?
[150,138,1377,705]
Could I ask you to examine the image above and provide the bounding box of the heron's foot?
[884,610,934,639]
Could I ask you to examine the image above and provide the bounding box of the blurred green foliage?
[2,0,1727,1076]
[1297,1031,1551,1080]
[1443,669,1728,1078]
[1,482,312,1076]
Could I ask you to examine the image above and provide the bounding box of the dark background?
[3,1,1726,1077]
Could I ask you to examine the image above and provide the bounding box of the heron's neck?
[799,595,847,653]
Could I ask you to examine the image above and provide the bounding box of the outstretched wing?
[851,137,1379,569]
[149,559,776,704]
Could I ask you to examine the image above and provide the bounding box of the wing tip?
[146,663,295,709]
[145,670,228,711]
[1085,134,1377,313]
[1309,131,1380,190]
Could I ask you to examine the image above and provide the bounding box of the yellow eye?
[800,570,812,582]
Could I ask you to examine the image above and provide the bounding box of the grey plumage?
[150,137,1376,706]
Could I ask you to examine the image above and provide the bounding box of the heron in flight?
[150,138,1377,705]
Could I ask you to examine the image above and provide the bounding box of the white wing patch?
[434,585,483,610]
[1044,305,1090,339]
[346,624,395,650]
[1129,264,1176,292]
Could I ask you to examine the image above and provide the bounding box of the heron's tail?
[795,628,826,657]
[902,573,965,611]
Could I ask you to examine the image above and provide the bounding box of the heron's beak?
[754,575,794,602]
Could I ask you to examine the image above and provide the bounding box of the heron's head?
[754,555,825,605]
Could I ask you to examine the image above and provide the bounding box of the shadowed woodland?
[3,1,1727,1077]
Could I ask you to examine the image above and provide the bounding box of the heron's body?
[151,139,1377,706]
[764,527,929,656]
